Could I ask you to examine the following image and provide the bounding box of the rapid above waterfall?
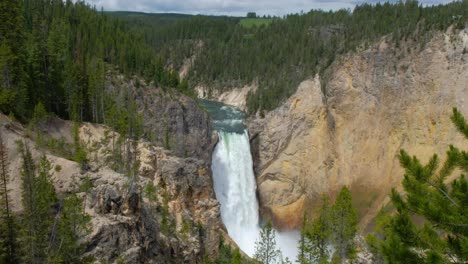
[200,99,299,260]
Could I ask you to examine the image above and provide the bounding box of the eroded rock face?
[1,112,223,263]
[249,77,329,229]
[107,77,215,162]
[79,123,223,263]
[249,28,468,230]
[84,161,220,263]
[137,94,214,161]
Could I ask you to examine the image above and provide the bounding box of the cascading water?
[200,100,299,260]
[212,131,260,256]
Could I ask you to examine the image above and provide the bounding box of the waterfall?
[200,99,299,260]
[211,130,260,256]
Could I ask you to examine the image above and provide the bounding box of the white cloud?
[83,0,455,16]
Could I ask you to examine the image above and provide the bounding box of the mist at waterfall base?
[201,100,299,260]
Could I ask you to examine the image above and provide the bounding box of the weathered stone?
[133,87,215,162]
[0,103,223,263]
[122,185,141,216]
[248,28,468,230]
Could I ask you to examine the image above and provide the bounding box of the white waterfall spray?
[211,130,260,256]
[201,99,299,260]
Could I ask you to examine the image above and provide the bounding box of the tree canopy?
[2,1,467,121]
[367,108,468,263]
[297,188,358,264]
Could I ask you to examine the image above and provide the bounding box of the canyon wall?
[107,75,215,162]
[2,77,225,263]
[248,28,468,231]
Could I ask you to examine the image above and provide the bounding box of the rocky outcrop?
[107,76,215,162]
[138,92,215,161]
[249,28,468,230]
[1,113,224,263]
[81,120,224,262]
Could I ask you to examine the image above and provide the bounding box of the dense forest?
[2,0,467,122]
[0,0,188,127]
[108,0,468,113]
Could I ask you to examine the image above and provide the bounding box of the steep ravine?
[247,28,468,230]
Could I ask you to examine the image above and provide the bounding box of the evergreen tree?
[215,238,252,264]
[46,18,70,117]
[297,213,308,264]
[0,132,19,263]
[16,142,92,262]
[368,108,468,263]
[87,58,106,123]
[254,221,281,264]
[231,248,242,264]
[79,175,93,213]
[18,143,57,263]
[0,42,17,115]
[331,186,358,260]
[35,154,58,256]
[73,122,88,171]
[49,194,91,263]
[31,101,48,126]
[216,238,234,264]
[18,141,39,263]
[0,0,28,119]
[297,195,332,264]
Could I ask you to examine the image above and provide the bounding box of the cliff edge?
[248,28,468,231]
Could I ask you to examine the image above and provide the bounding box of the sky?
[83,0,456,16]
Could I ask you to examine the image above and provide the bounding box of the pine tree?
[231,248,242,264]
[17,142,91,263]
[214,238,252,264]
[296,213,308,264]
[79,175,93,213]
[49,194,90,263]
[368,108,468,263]
[0,0,28,119]
[0,132,19,263]
[18,142,57,263]
[46,18,70,117]
[331,186,358,260]
[73,122,88,171]
[87,58,105,123]
[18,141,39,263]
[0,42,17,114]
[35,154,58,256]
[254,221,281,264]
[299,195,332,264]
[296,195,332,264]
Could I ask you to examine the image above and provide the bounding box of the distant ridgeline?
[114,0,466,114]
[1,0,467,125]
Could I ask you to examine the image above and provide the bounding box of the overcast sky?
[83,0,456,16]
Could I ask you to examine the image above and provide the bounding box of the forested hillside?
[0,0,189,127]
[0,3,222,263]
[150,0,467,113]
[1,0,467,263]
[1,0,467,123]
